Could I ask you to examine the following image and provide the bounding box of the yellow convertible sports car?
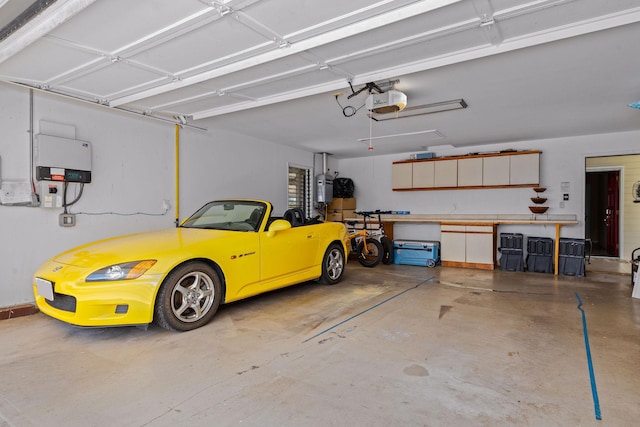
[33,200,349,331]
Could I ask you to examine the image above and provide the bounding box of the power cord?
[334,93,365,117]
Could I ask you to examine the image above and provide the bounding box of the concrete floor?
[1,264,639,427]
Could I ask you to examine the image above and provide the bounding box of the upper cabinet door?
[412,161,435,188]
[392,162,413,189]
[434,159,458,187]
[458,157,483,187]
[510,153,540,185]
[482,155,510,186]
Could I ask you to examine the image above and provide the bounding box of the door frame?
[585,166,623,258]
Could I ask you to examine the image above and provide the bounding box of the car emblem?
[52,266,63,272]
[230,251,256,260]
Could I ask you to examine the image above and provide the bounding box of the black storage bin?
[527,237,554,256]
[526,237,554,273]
[500,233,524,251]
[501,253,525,272]
[558,238,586,277]
[499,233,524,272]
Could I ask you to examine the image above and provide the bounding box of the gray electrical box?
[316,174,333,203]
[35,134,92,183]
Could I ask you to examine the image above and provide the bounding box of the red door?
[604,171,619,256]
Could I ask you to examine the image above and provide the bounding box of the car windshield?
[181,201,266,232]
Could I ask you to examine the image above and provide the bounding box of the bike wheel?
[381,236,394,265]
[356,238,383,267]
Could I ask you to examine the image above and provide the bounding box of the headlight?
[86,260,157,282]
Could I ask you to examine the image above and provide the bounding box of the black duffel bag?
[333,178,355,198]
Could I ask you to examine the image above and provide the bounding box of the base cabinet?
[441,223,496,269]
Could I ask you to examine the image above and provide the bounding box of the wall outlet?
[162,199,171,211]
[59,213,76,227]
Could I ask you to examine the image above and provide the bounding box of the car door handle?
[307,234,315,239]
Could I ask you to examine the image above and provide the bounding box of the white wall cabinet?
[392,150,540,191]
[441,223,496,269]
[482,155,510,186]
[458,157,483,187]
[510,152,540,185]
[412,161,435,188]
[434,159,458,187]
[392,162,413,189]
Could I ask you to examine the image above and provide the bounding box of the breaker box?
[40,181,64,208]
[35,134,92,183]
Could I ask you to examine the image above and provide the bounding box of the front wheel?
[356,238,383,267]
[318,243,345,285]
[154,261,222,332]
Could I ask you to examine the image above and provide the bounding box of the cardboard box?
[328,197,356,210]
[342,209,356,220]
[327,212,343,222]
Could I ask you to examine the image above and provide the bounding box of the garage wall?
[0,83,316,308]
[337,131,640,259]
[177,126,316,217]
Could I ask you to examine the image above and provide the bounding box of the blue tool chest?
[393,240,440,267]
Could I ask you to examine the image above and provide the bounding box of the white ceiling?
[1,0,640,158]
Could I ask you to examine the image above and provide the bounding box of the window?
[288,166,311,216]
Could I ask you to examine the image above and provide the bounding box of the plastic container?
[393,240,440,267]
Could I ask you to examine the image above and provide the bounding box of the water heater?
[316,174,333,203]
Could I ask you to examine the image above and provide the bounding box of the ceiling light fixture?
[370,99,467,121]
[357,130,444,145]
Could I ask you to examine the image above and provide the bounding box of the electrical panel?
[40,181,64,208]
[35,134,92,183]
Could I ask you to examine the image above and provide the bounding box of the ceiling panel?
[243,0,420,40]
[60,61,168,98]
[235,68,340,99]
[128,15,271,75]
[48,0,209,53]
[316,27,488,78]
[185,53,318,92]
[495,0,639,40]
[0,37,100,83]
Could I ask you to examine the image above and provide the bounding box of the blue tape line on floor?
[303,276,434,344]
[575,292,602,421]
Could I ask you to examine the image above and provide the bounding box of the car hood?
[52,228,234,268]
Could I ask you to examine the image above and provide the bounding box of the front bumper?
[33,266,163,327]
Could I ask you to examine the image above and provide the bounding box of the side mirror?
[266,219,291,237]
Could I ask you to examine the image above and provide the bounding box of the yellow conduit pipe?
[175,124,180,227]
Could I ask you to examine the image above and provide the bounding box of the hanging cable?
[62,181,84,213]
[334,93,365,117]
[368,108,374,151]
